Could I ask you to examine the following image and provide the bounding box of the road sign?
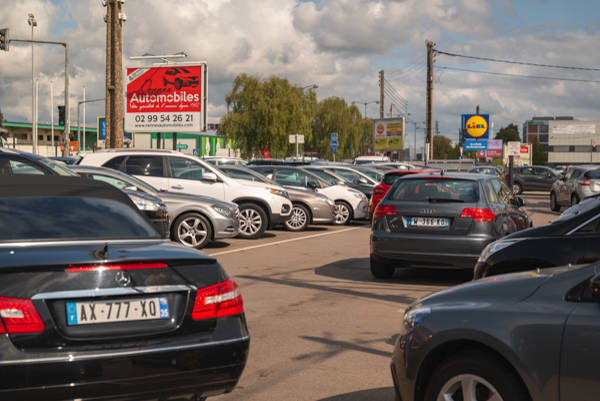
[330,132,338,140]
[176,143,188,150]
[507,141,521,156]
[289,134,304,144]
[331,139,339,147]
[331,143,338,153]
[464,140,487,151]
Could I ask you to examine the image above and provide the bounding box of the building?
[547,119,600,164]
[522,116,574,150]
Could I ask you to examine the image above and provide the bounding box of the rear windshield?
[585,169,600,179]
[0,197,159,241]
[388,179,480,202]
[383,173,413,186]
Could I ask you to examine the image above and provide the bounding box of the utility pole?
[379,70,384,119]
[28,13,37,154]
[426,40,435,161]
[104,0,125,149]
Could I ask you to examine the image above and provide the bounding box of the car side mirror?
[124,185,137,191]
[202,172,218,182]
[590,273,600,298]
[308,181,319,190]
[358,177,368,185]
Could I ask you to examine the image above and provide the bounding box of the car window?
[38,158,78,176]
[571,169,583,179]
[357,168,382,181]
[0,197,159,241]
[307,169,337,185]
[585,169,600,179]
[168,157,206,180]
[124,156,164,177]
[274,170,312,187]
[224,169,262,182]
[389,179,479,202]
[520,167,534,175]
[331,169,362,184]
[90,174,130,190]
[103,155,127,170]
[484,180,499,203]
[572,215,600,235]
[9,159,46,175]
[535,167,554,177]
[383,173,407,186]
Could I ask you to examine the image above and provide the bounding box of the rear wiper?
[427,197,465,203]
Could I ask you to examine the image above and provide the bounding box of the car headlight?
[404,306,431,329]
[212,205,234,217]
[325,197,335,206]
[129,193,163,212]
[350,189,365,199]
[478,240,519,262]
[267,187,289,198]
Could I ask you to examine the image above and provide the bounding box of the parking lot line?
[207,226,366,257]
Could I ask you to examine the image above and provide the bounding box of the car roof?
[398,172,489,181]
[384,168,438,175]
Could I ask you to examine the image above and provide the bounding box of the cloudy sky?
[1,0,599,151]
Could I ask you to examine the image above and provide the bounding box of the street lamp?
[351,100,379,118]
[28,13,37,154]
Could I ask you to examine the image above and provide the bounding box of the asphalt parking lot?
[208,192,555,401]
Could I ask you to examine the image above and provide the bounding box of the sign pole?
[296,134,299,158]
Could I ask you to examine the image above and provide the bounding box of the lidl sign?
[462,114,490,139]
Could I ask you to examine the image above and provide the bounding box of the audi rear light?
[374,204,397,219]
[0,298,44,334]
[66,262,167,272]
[460,208,495,223]
[580,180,591,186]
[192,279,244,320]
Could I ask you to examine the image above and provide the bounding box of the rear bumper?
[0,320,249,401]
[371,230,495,269]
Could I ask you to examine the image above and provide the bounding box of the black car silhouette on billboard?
[162,67,199,90]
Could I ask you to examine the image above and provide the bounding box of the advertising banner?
[486,139,503,158]
[97,116,106,148]
[125,64,206,133]
[462,114,490,140]
[464,140,487,150]
[373,118,404,151]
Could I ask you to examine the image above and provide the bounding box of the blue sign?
[461,114,490,140]
[98,117,106,141]
[331,143,338,153]
[331,139,339,147]
[464,140,488,151]
[330,132,338,140]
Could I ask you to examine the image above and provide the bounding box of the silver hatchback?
[550,165,600,211]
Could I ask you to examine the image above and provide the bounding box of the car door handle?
[171,185,184,190]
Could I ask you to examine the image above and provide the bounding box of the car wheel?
[571,193,580,206]
[424,351,529,401]
[237,203,267,239]
[172,213,212,249]
[285,203,310,232]
[370,255,395,279]
[333,201,352,225]
[550,192,560,212]
[512,182,522,194]
[174,79,183,90]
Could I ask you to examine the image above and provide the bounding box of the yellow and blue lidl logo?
[463,114,489,139]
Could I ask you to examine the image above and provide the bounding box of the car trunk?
[0,241,227,350]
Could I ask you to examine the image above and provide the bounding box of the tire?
[550,192,560,212]
[285,203,310,232]
[571,193,580,206]
[237,203,268,239]
[424,350,529,401]
[512,182,523,195]
[370,255,395,279]
[174,79,183,90]
[333,200,353,225]
[172,213,212,249]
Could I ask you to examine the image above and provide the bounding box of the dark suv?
[511,165,560,194]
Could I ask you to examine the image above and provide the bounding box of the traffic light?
[0,28,9,51]
[58,105,65,127]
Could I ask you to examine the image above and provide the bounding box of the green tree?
[494,123,521,143]
[433,135,455,159]
[531,137,548,165]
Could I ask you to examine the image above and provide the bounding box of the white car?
[304,165,379,186]
[249,166,369,225]
[78,150,292,239]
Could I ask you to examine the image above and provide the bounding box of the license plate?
[66,296,170,325]
[407,217,449,228]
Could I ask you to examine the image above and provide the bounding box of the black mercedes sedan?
[475,196,600,278]
[0,176,249,400]
[392,262,600,401]
[370,173,531,278]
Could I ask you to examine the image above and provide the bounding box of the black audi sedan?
[0,176,249,400]
[392,262,600,401]
[370,173,531,278]
[475,196,600,278]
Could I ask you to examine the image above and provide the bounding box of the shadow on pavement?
[314,258,472,287]
[204,241,231,249]
[316,387,396,401]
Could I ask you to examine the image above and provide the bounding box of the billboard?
[464,140,487,151]
[97,116,106,148]
[462,114,490,139]
[373,118,404,151]
[125,64,206,133]
[486,139,503,158]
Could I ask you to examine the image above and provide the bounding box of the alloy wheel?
[239,208,263,235]
[334,202,351,225]
[177,217,208,248]
[285,205,308,231]
[436,374,503,401]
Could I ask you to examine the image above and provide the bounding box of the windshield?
[0,197,159,241]
[585,169,600,179]
[38,159,79,176]
[307,169,338,186]
[389,179,480,202]
[356,168,382,181]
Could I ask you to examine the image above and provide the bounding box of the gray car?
[217,165,335,231]
[392,263,600,401]
[72,166,239,249]
[511,165,560,194]
[550,165,600,211]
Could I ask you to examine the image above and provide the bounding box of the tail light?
[580,181,591,186]
[374,204,397,219]
[66,262,167,272]
[192,279,244,320]
[0,298,44,334]
[460,208,495,223]
[373,186,386,195]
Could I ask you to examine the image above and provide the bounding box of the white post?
[50,81,54,156]
[82,86,86,152]
[34,79,38,154]
[296,134,299,158]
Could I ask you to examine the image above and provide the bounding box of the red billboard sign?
[125,64,206,133]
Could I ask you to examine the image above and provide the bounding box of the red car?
[369,169,438,215]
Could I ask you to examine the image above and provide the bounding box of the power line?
[435,49,600,72]
[436,65,600,83]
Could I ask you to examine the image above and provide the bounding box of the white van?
[354,155,390,164]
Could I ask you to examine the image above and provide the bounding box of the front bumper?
[0,318,249,401]
[371,230,495,269]
[353,198,370,220]
[311,200,336,224]
[212,214,239,239]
